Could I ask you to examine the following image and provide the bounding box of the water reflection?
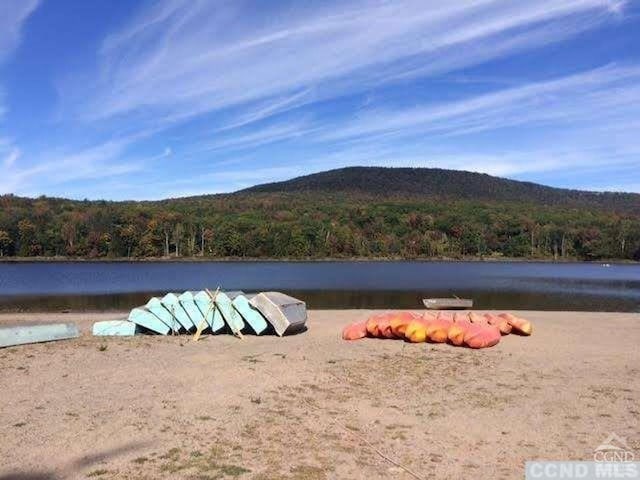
[0,288,637,313]
[0,261,638,312]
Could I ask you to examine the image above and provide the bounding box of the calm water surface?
[0,261,638,312]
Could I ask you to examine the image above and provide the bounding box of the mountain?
[1,167,639,260]
[241,166,640,213]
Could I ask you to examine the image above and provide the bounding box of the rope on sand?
[329,417,425,480]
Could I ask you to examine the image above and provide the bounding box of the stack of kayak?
[342,311,532,349]
[93,291,306,337]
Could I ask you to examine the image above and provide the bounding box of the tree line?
[0,192,639,260]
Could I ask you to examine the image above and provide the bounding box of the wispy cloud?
[0,0,40,188]
[183,63,640,192]
[0,138,144,196]
[190,119,317,155]
[100,136,640,200]
[7,0,637,199]
[317,64,640,141]
[2,147,20,168]
[65,0,625,127]
[0,135,19,171]
[215,89,314,133]
[0,0,39,61]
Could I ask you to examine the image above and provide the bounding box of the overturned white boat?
[249,292,307,336]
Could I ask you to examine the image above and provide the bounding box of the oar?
[192,287,220,342]
[206,287,244,339]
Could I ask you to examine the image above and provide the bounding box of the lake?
[0,261,638,312]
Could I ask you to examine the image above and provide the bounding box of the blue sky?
[0,0,639,200]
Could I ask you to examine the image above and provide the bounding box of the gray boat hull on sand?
[0,323,80,348]
[249,292,307,336]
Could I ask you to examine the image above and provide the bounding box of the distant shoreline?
[0,256,637,264]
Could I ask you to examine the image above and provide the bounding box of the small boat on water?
[423,298,473,310]
[249,292,307,336]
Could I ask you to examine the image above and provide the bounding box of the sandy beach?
[0,310,638,480]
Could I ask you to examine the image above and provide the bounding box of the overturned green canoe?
[215,291,245,334]
[0,323,80,348]
[93,320,138,336]
[232,294,268,335]
[161,292,195,331]
[128,307,171,335]
[193,290,225,333]
[178,291,206,329]
[146,297,181,333]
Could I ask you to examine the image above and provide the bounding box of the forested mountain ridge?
[243,167,640,213]
[1,167,639,260]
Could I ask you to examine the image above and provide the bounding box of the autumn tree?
[17,219,36,256]
[0,230,11,256]
[201,227,214,256]
[119,224,137,258]
[0,190,637,260]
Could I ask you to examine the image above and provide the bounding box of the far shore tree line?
[0,193,639,261]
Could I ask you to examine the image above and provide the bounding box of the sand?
[0,310,638,480]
